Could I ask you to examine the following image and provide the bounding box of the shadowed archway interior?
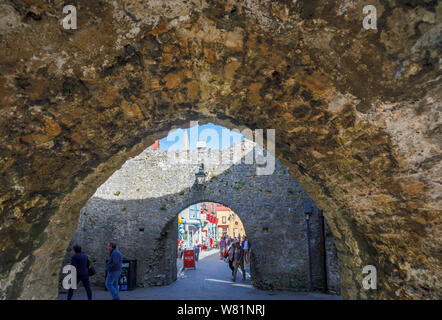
[60,141,341,294]
[0,0,440,300]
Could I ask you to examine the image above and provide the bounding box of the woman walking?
[219,237,226,260]
[226,240,235,275]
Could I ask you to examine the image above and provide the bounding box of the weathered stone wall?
[61,141,340,293]
[0,0,440,300]
[325,221,341,294]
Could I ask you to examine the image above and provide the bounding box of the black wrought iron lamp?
[304,202,314,292]
[195,163,205,185]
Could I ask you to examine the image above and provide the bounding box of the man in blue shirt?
[105,241,123,300]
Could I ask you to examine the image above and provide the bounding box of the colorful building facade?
[178,202,218,248]
[215,204,246,241]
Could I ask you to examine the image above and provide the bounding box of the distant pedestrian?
[105,242,123,300]
[181,243,187,259]
[232,241,246,282]
[242,236,250,265]
[67,244,92,300]
[226,241,235,275]
[194,241,200,262]
[224,239,231,262]
[219,237,226,260]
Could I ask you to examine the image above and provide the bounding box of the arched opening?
[56,124,341,299]
[177,202,238,257]
[176,203,251,285]
[1,1,439,301]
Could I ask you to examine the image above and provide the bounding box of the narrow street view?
[178,202,246,260]
[59,248,339,300]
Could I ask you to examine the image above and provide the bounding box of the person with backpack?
[67,244,93,300]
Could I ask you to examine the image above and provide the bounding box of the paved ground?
[59,249,341,300]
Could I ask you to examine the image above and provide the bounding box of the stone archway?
[62,140,340,294]
[0,1,440,300]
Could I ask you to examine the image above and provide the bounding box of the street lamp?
[318,210,328,293]
[304,202,314,292]
[195,163,205,185]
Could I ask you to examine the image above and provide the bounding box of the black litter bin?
[105,258,137,291]
[120,258,137,291]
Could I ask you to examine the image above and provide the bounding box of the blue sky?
[160,123,244,150]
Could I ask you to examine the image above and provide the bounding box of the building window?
[222,216,226,224]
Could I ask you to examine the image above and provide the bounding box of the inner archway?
[176,202,251,283]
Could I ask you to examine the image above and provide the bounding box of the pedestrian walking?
[224,238,230,261]
[226,240,235,275]
[194,241,200,262]
[219,237,226,260]
[105,241,123,300]
[242,236,250,265]
[232,241,246,282]
[67,244,93,300]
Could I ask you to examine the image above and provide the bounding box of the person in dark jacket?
[105,241,123,300]
[226,240,235,275]
[67,244,92,300]
[231,241,246,282]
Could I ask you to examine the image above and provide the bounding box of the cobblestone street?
[59,249,340,300]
